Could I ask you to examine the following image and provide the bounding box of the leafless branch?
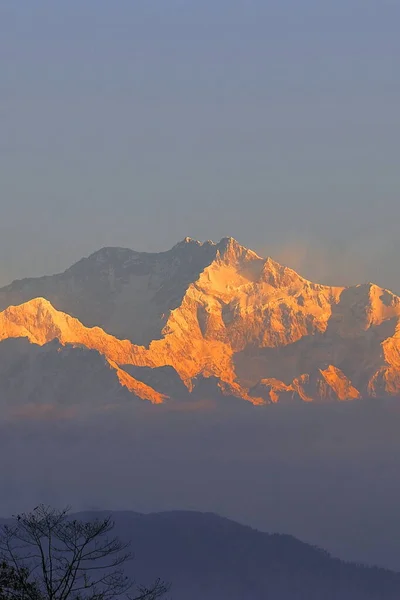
[0,506,168,600]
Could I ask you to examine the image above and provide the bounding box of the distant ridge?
[0,509,393,600]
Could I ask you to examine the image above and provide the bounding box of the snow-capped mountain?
[1,237,400,406]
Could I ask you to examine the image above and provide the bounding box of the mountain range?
[1,236,400,408]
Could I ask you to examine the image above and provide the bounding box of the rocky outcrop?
[250,366,360,404]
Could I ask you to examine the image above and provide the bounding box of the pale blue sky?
[1,1,399,290]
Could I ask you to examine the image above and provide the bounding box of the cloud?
[260,234,400,293]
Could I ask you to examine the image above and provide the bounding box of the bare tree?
[0,506,168,600]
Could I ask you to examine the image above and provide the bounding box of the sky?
[1,1,400,290]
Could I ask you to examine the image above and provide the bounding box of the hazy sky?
[1,1,399,290]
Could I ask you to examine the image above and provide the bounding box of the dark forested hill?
[76,510,400,600]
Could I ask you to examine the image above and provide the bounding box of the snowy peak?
[171,236,261,268]
[67,247,140,276]
[172,236,215,251]
[327,283,400,338]
[85,246,139,263]
[0,297,68,346]
[260,256,306,288]
[216,237,261,264]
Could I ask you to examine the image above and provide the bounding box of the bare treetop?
[0,506,168,600]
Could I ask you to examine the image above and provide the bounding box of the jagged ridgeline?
[0,237,400,406]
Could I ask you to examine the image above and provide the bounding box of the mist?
[3,400,400,571]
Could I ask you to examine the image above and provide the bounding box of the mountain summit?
[1,237,400,406]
